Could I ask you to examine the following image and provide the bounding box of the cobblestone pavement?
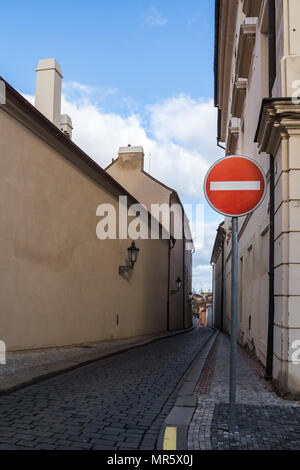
[0,327,213,450]
[188,333,300,450]
[0,331,185,381]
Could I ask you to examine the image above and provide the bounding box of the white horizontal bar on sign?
[210,181,261,191]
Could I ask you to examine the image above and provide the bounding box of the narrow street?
[0,328,213,450]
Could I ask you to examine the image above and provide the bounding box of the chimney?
[60,114,73,139]
[118,146,144,170]
[35,58,62,127]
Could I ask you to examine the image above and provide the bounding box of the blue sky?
[1,0,223,291]
[1,0,214,103]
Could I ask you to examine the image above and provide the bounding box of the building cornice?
[258,0,268,33]
[231,79,247,118]
[215,0,239,141]
[243,0,263,17]
[235,23,256,79]
[255,98,300,155]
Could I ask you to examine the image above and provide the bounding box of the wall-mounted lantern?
[171,276,182,294]
[119,241,140,274]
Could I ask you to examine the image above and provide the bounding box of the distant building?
[213,0,300,396]
[192,293,213,327]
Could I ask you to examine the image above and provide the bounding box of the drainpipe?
[167,240,171,332]
[220,226,225,332]
[217,109,226,150]
[265,0,276,380]
[167,194,174,332]
[214,1,225,153]
[182,211,186,330]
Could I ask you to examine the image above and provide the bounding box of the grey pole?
[229,216,238,431]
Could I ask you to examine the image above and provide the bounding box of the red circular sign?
[204,155,267,217]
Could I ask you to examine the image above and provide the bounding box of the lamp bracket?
[170,288,180,295]
[119,264,134,275]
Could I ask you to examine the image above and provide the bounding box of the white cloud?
[64,81,96,95]
[22,85,221,293]
[147,96,218,201]
[62,81,119,106]
[193,264,213,293]
[23,93,34,105]
[61,96,151,162]
[144,7,168,27]
[149,96,216,154]
[60,92,218,202]
[192,221,221,292]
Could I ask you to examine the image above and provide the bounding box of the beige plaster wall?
[107,151,193,331]
[107,154,170,216]
[0,107,169,351]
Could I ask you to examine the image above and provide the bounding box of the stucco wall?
[0,106,169,351]
[107,153,193,332]
[107,156,171,215]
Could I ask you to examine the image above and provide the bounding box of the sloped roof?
[0,76,141,205]
[106,157,194,249]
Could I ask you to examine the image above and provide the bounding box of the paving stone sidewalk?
[188,333,300,450]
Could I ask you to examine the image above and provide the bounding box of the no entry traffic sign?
[204,155,267,217]
[204,154,267,431]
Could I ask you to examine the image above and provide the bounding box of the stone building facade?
[212,0,300,396]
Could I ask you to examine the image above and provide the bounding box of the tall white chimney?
[35,58,62,127]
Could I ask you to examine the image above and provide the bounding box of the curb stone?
[157,329,219,451]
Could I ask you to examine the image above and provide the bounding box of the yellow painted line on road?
[163,426,177,450]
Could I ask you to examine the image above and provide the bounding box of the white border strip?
[210,181,261,191]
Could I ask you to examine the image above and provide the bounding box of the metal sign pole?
[229,216,238,431]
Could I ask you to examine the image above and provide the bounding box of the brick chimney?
[118,145,144,170]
